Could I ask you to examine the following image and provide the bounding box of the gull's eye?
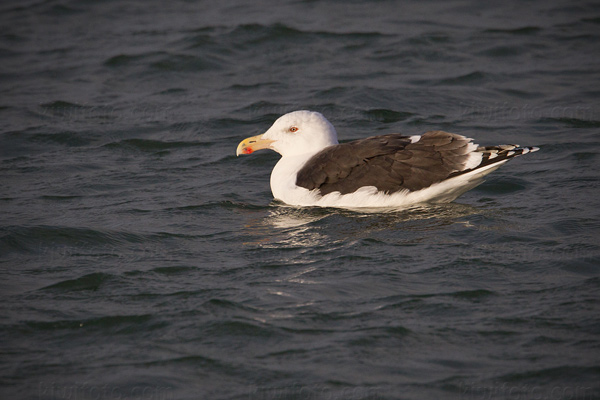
[289,126,298,133]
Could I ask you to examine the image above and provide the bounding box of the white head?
[237,110,339,157]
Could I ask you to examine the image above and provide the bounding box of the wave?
[102,138,212,152]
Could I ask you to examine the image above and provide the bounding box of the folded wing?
[296,130,534,196]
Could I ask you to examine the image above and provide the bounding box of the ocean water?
[1,1,599,399]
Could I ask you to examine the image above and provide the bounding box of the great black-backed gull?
[236,110,538,208]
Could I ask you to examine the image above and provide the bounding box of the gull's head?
[236,110,339,157]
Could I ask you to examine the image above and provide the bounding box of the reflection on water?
[241,201,489,248]
[240,205,329,247]
[278,265,319,285]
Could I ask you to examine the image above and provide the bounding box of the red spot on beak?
[244,147,253,154]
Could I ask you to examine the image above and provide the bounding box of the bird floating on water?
[236,110,538,209]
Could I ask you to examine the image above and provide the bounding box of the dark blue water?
[1,1,599,399]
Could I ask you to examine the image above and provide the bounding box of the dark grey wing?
[296,134,410,195]
[296,131,481,195]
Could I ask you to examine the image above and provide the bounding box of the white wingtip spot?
[409,135,421,143]
[465,150,483,170]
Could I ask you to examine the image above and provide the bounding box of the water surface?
[1,1,599,399]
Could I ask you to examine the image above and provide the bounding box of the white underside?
[270,155,509,209]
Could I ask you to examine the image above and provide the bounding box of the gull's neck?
[270,151,319,202]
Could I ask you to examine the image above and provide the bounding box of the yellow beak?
[236,134,275,156]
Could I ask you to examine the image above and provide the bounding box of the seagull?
[236,110,538,208]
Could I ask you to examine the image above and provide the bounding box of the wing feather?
[295,131,530,196]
